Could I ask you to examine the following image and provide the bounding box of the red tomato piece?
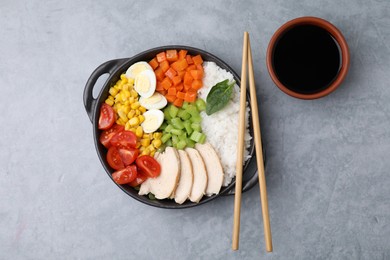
[136,155,161,178]
[107,146,125,170]
[110,130,137,149]
[98,103,115,130]
[118,147,139,166]
[112,165,138,185]
[128,169,148,187]
[100,124,124,148]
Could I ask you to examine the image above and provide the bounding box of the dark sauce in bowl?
[272,24,341,94]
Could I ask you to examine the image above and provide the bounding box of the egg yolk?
[131,64,148,78]
[136,74,151,93]
[143,115,158,131]
[142,93,162,105]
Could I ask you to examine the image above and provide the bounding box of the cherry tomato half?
[110,130,137,149]
[112,165,138,185]
[100,124,124,148]
[118,147,139,166]
[107,146,124,170]
[98,103,115,130]
[136,155,161,178]
[128,168,148,187]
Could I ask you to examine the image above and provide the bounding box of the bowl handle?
[83,58,128,122]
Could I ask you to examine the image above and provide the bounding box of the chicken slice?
[174,150,194,204]
[195,143,224,196]
[185,148,207,203]
[139,147,180,199]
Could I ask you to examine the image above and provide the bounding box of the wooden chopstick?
[232,31,249,251]
[247,35,273,252]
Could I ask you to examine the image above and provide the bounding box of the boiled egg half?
[139,92,168,110]
[141,109,164,133]
[125,62,156,98]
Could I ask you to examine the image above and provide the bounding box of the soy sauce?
[272,24,341,94]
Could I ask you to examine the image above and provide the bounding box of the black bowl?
[83,45,260,209]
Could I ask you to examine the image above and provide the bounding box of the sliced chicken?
[174,150,194,204]
[185,148,207,203]
[139,147,180,199]
[195,143,224,196]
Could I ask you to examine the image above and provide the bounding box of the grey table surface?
[1,0,389,259]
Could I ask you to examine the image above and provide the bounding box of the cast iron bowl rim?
[91,45,256,209]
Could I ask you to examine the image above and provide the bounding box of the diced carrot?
[173,98,184,107]
[186,55,194,65]
[190,69,203,80]
[171,59,188,72]
[167,87,177,96]
[176,91,186,99]
[156,52,167,63]
[187,88,197,94]
[154,67,165,81]
[161,77,172,90]
[184,92,197,102]
[184,83,192,91]
[177,70,186,80]
[158,90,167,96]
[165,95,176,103]
[165,67,177,80]
[172,76,182,86]
[192,55,203,65]
[176,83,184,91]
[196,64,204,72]
[166,50,178,62]
[178,50,188,60]
[191,79,203,90]
[149,58,159,70]
[183,72,194,85]
[156,81,164,91]
[159,60,170,73]
[186,64,197,72]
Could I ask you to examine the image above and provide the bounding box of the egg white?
[141,109,164,133]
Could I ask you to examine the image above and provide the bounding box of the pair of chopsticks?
[232,32,273,252]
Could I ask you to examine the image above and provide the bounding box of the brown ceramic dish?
[266,16,350,99]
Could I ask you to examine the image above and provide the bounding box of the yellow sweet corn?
[138,115,145,123]
[129,117,139,127]
[152,132,162,140]
[152,139,162,148]
[105,99,114,106]
[135,126,143,138]
[141,138,150,147]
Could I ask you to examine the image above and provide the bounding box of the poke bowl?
[83,45,262,209]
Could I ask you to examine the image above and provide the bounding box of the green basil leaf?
[206,79,235,115]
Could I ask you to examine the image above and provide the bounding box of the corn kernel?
[129,117,139,126]
[120,74,128,82]
[150,150,156,157]
[138,115,145,123]
[141,138,150,147]
[139,106,146,113]
[128,78,135,85]
[135,126,143,138]
[135,142,141,148]
[105,99,114,106]
[114,84,121,90]
[135,110,141,116]
[116,118,125,125]
[152,139,162,148]
[131,102,140,110]
[129,128,137,133]
[127,110,136,119]
[108,95,114,101]
[143,134,150,139]
[122,90,130,99]
[118,110,128,122]
[153,132,162,139]
[141,149,150,156]
[109,87,118,96]
[125,121,131,130]
[122,84,129,91]
[131,90,138,98]
[147,144,156,152]
[139,146,145,152]
[129,96,135,103]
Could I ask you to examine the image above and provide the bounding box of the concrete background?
[1,0,389,259]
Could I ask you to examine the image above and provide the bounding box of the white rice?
[198,61,252,186]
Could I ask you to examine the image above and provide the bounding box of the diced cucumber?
[190,115,202,123]
[161,133,172,143]
[191,122,202,132]
[164,124,174,133]
[196,98,206,111]
[171,128,184,136]
[176,140,187,150]
[169,105,179,118]
[171,117,185,130]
